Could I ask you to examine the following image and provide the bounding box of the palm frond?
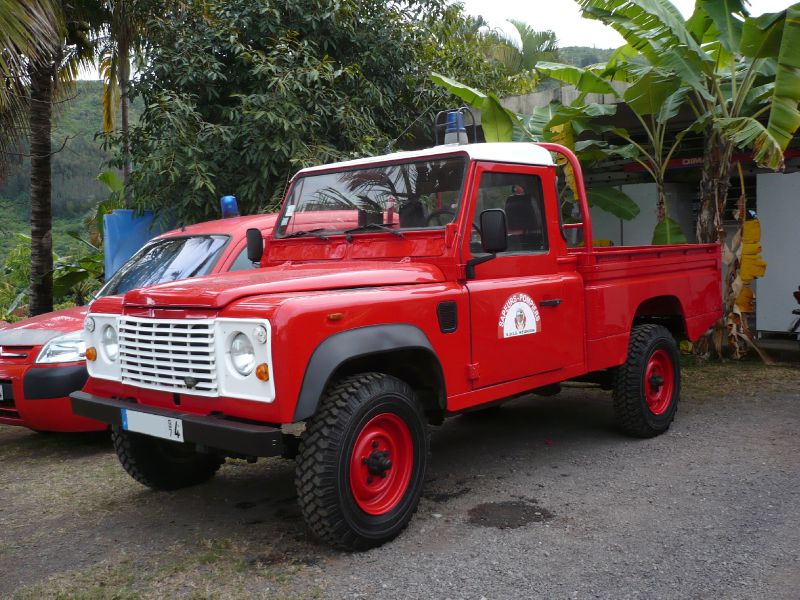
[0,0,61,176]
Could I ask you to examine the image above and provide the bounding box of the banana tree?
[536,61,691,244]
[577,0,800,244]
[430,72,641,226]
[575,0,800,358]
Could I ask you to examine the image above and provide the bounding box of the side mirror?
[465,209,507,279]
[246,228,264,263]
[480,209,508,254]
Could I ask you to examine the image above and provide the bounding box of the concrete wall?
[755,172,800,334]
[500,83,627,114]
[589,182,696,246]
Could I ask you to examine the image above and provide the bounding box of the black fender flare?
[293,324,442,421]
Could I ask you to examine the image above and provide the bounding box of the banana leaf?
[652,217,688,245]
[587,187,641,220]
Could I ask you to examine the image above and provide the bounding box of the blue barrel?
[103,210,165,280]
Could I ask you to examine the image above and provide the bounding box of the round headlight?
[253,324,268,344]
[101,325,118,362]
[230,333,255,376]
[85,317,95,332]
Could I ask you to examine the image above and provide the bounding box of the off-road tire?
[613,324,680,438]
[295,372,429,551]
[111,428,223,491]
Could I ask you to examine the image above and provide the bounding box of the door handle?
[540,298,562,307]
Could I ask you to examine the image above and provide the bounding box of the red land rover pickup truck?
[0,213,276,432]
[72,143,721,550]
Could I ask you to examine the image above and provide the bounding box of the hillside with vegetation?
[0,80,139,258]
[559,46,614,67]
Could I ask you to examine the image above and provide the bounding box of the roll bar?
[537,143,593,257]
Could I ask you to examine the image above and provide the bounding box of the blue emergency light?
[446,111,465,134]
[220,195,240,218]
[444,110,469,145]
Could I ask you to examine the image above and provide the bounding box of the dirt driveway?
[2,360,799,599]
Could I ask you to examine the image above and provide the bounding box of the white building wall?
[755,172,800,333]
[589,182,696,246]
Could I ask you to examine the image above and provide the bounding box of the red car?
[73,142,721,549]
[0,213,276,433]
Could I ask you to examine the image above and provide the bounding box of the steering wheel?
[426,209,482,237]
[425,209,456,227]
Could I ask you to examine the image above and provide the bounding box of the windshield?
[276,156,467,237]
[97,235,228,297]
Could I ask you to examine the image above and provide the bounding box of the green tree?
[122,0,519,224]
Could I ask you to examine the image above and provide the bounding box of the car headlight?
[101,325,119,362]
[36,331,86,364]
[230,332,255,376]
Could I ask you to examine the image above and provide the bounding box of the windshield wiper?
[282,228,330,241]
[343,223,405,241]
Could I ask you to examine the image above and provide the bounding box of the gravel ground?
[1,360,799,599]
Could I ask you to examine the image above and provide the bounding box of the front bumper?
[0,362,102,432]
[70,391,284,457]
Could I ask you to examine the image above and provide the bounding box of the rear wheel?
[612,324,680,438]
[296,373,429,551]
[111,429,223,491]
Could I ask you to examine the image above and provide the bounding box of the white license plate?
[121,408,184,443]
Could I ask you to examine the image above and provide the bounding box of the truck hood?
[0,305,88,346]
[124,261,446,309]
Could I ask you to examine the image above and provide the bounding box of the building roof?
[297,142,554,176]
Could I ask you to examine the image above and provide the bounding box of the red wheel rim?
[644,349,675,415]
[349,413,413,516]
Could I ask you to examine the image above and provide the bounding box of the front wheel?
[295,373,429,551]
[112,429,223,491]
[612,324,680,438]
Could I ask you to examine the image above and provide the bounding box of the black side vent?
[437,301,458,333]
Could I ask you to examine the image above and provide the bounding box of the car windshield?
[276,156,466,237]
[96,235,229,297]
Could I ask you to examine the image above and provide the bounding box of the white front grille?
[118,317,218,396]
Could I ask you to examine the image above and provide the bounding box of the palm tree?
[98,0,147,188]
[480,20,559,77]
[0,0,60,177]
[26,2,105,315]
[509,20,558,71]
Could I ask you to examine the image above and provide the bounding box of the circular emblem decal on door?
[498,293,541,338]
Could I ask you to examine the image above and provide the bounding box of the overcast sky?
[460,0,795,48]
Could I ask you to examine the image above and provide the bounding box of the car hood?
[0,305,88,346]
[124,261,446,309]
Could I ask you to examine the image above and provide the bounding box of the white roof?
[297,142,554,175]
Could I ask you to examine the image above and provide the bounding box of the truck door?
[465,162,582,389]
